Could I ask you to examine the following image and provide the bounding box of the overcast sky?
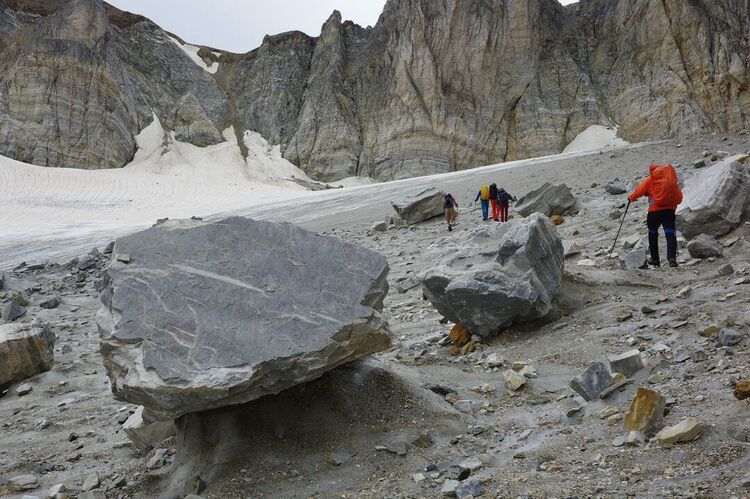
[108,0,578,53]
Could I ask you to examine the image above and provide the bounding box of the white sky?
[107,0,579,53]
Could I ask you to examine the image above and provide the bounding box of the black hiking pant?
[647,209,677,263]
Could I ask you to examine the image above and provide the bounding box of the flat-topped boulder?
[391,187,446,225]
[677,155,750,238]
[0,322,55,388]
[420,213,564,338]
[516,183,578,217]
[97,217,391,420]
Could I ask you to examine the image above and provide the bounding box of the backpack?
[489,184,498,199]
[444,195,455,209]
[479,185,490,201]
[649,165,682,207]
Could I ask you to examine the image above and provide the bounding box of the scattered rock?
[122,406,177,454]
[459,456,483,471]
[391,187,446,225]
[656,417,702,444]
[677,286,692,299]
[734,380,750,400]
[456,479,484,498]
[605,183,627,195]
[687,234,723,258]
[2,300,27,323]
[441,479,460,497]
[450,323,471,347]
[146,448,169,470]
[692,159,706,169]
[0,323,55,388]
[8,474,39,491]
[570,361,614,401]
[39,296,61,310]
[98,217,391,419]
[371,221,388,232]
[81,473,100,491]
[48,483,67,497]
[516,183,578,217]
[15,382,33,396]
[77,255,97,271]
[716,328,742,346]
[550,214,565,225]
[562,240,582,257]
[503,369,526,392]
[623,387,665,434]
[608,350,644,378]
[421,214,564,338]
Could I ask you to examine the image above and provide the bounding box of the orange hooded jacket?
[628,164,683,212]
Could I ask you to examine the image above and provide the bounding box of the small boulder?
[15,382,33,396]
[371,221,388,232]
[390,187,446,225]
[0,323,55,388]
[122,406,177,454]
[516,183,578,217]
[456,479,484,499]
[441,479,460,497]
[570,361,614,401]
[39,296,61,310]
[608,350,643,378]
[605,183,627,195]
[656,417,702,444]
[716,328,742,346]
[503,370,526,391]
[8,474,39,492]
[2,300,26,323]
[81,473,100,491]
[734,380,750,400]
[686,234,723,258]
[623,387,665,434]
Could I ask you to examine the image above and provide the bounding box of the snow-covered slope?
[563,125,629,153]
[0,116,312,259]
[168,35,219,74]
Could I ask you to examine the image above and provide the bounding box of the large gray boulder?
[420,214,564,338]
[0,322,55,388]
[516,183,578,217]
[677,155,750,239]
[97,217,391,420]
[391,187,446,225]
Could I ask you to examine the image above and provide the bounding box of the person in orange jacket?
[628,164,683,268]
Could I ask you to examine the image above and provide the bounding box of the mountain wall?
[0,0,748,180]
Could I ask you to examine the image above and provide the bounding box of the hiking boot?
[647,258,660,268]
[448,225,453,232]
[668,259,678,268]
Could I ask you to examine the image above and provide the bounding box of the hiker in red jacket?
[628,164,683,268]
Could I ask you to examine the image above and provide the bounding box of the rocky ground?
[1,134,750,498]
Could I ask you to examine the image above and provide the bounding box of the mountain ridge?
[0,0,747,180]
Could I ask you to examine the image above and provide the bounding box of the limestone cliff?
[0,0,747,180]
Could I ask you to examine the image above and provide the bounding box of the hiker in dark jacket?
[496,187,515,223]
[444,193,458,231]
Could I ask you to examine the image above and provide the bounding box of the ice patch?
[563,125,628,153]
[168,35,219,74]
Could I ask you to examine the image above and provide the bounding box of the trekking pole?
[609,200,631,258]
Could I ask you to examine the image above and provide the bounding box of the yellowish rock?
[657,417,702,444]
[623,387,665,433]
[503,370,526,391]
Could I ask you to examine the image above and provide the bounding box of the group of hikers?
[440,163,683,270]
[442,183,515,231]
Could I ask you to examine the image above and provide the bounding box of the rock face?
[421,213,564,338]
[1,0,748,181]
[391,187,446,225]
[677,155,750,238]
[516,184,578,217]
[97,217,392,419]
[0,322,55,388]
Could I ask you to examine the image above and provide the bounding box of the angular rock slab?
[98,217,391,419]
[677,155,750,239]
[0,322,55,388]
[421,214,564,337]
[391,187,446,225]
[516,183,578,217]
[570,361,614,401]
[623,387,665,434]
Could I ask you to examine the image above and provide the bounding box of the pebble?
[15,383,33,396]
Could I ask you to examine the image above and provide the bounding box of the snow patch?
[168,35,219,74]
[563,125,628,153]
